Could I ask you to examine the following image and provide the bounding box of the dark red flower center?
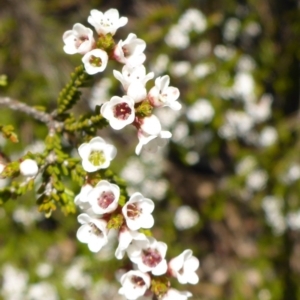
[113,103,132,120]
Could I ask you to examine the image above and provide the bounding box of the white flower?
[135,130,172,155]
[148,75,181,110]
[245,94,273,123]
[165,25,190,49]
[174,205,199,230]
[82,49,108,75]
[139,114,162,136]
[113,33,146,67]
[233,72,255,101]
[76,213,108,252]
[122,192,154,231]
[178,8,207,33]
[246,169,268,192]
[115,225,148,259]
[169,249,200,284]
[113,64,154,91]
[258,126,278,147]
[87,8,128,36]
[186,99,215,123]
[26,282,58,300]
[88,180,120,215]
[63,23,95,55]
[78,137,117,172]
[118,270,151,300]
[74,184,93,210]
[19,159,38,177]
[101,95,135,129]
[160,288,193,300]
[127,237,168,275]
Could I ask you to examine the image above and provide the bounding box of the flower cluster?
[63,8,198,299]
[75,136,199,299]
[63,8,181,155]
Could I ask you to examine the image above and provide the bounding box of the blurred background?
[0,0,300,299]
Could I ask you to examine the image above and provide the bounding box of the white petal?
[152,259,168,275]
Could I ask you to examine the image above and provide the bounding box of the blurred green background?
[0,0,300,299]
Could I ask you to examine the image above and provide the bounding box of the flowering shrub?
[0,6,198,300]
[0,1,300,300]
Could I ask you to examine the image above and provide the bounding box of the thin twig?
[0,97,63,129]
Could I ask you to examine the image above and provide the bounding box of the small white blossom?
[174,205,199,230]
[262,196,286,235]
[19,159,38,177]
[82,49,108,75]
[118,270,151,300]
[233,72,255,101]
[178,8,207,33]
[148,75,181,110]
[186,98,214,123]
[36,263,53,278]
[114,33,146,67]
[26,282,58,300]
[258,126,278,147]
[87,8,128,36]
[169,249,200,284]
[115,225,148,259]
[78,137,117,172]
[170,61,191,77]
[223,18,241,42]
[287,210,300,230]
[113,64,154,91]
[127,237,168,275]
[165,25,190,49]
[245,94,273,123]
[160,288,192,300]
[193,62,215,79]
[139,114,162,136]
[136,130,172,155]
[88,180,120,215]
[101,95,135,129]
[76,213,108,252]
[246,169,268,192]
[122,192,154,230]
[63,23,95,55]
[1,264,28,300]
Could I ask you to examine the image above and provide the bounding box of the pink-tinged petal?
[166,86,180,100]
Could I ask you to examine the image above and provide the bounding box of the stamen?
[88,150,106,166]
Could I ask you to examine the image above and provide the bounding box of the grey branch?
[0,97,63,128]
